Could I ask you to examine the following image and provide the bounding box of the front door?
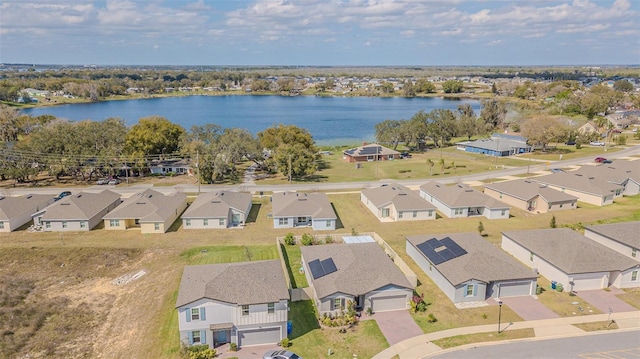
[231,213,241,225]
[214,330,229,347]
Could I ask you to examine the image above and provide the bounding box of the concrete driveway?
[498,296,559,320]
[576,288,637,314]
[368,310,423,345]
[217,343,280,359]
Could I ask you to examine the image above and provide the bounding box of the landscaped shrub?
[536,285,545,295]
[410,292,429,313]
[325,235,334,244]
[427,313,438,323]
[301,233,313,246]
[280,337,290,348]
[229,343,237,352]
[186,345,216,359]
[284,233,295,245]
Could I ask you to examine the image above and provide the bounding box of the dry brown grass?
[617,288,640,310]
[573,321,619,332]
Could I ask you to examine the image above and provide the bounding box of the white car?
[589,141,605,146]
[263,350,301,359]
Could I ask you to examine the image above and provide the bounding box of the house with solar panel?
[176,260,290,349]
[420,182,510,219]
[181,191,253,229]
[300,243,413,315]
[271,192,337,230]
[342,143,400,162]
[406,233,537,304]
[361,184,437,222]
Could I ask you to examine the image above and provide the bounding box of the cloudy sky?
[1,0,638,66]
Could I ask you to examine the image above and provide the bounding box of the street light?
[497,299,503,333]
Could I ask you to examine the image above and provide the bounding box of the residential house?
[483,179,578,213]
[33,190,121,232]
[271,192,336,230]
[406,233,537,304]
[571,160,640,196]
[502,229,640,291]
[301,243,413,315]
[419,182,510,219]
[0,194,55,232]
[103,189,187,233]
[342,143,400,162]
[584,222,640,260]
[176,260,289,348]
[578,121,599,135]
[456,133,531,157]
[149,159,193,176]
[529,172,624,206]
[182,191,253,229]
[361,184,436,222]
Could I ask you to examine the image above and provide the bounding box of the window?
[219,219,225,226]
[185,219,191,227]
[203,219,208,226]
[465,284,474,297]
[333,298,342,310]
[242,305,249,316]
[62,221,67,229]
[428,210,433,217]
[0,222,4,229]
[560,204,563,208]
[501,209,506,216]
[413,211,417,218]
[499,193,503,199]
[191,308,200,321]
[191,330,201,344]
[268,302,275,314]
[381,208,389,217]
[110,219,120,227]
[154,223,160,231]
[632,271,638,281]
[398,212,403,219]
[632,248,637,258]
[529,252,534,262]
[326,220,331,228]
[454,208,463,216]
[45,221,51,229]
[428,263,432,272]
[278,218,288,226]
[80,221,86,229]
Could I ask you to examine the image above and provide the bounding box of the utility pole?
[196,150,200,194]
[288,154,292,183]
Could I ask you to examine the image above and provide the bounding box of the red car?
[595,157,612,163]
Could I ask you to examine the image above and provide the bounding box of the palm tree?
[427,159,434,176]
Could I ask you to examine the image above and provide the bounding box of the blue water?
[22,95,480,145]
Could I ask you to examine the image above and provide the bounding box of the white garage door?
[372,295,407,312]
[238,327,281,347]
[573,274,607,291]
[496,281,532,298]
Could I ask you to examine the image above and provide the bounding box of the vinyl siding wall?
[42,198,120,232]
[406,241,458,303]
[584,230,638,260]
[419,190,459,218]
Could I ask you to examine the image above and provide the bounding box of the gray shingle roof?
[175,260,289,308]
[41,190,120,220]
[300,243,412,299]
[573,160,640,185]
[182,191,252,219]
[502,228,640,274]
[484,179,578,203]
[103,189,186,223]
[530,172,624,196]
[343,143,400,157]
[407,233,536,286]
[585,221,640,249]
[362,184,436,211]
[0,194,54,220]
[420,182,509,209]
[271,192,336,219]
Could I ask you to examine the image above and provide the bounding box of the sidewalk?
[372,311,640,359]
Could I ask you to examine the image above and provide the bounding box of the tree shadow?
[331,203,344,229]
[166,217,183,232]
[294,174,329,183]
[245,203,261,224]
[279,243,298,289]
[289,300,320,340]
[316,159,331,171]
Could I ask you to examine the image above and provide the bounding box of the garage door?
[238,327,281,347]
[572,274,607,291]
[496,281,532,298]
[372,295,407,312]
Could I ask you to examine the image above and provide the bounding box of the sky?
[1,0,639,66]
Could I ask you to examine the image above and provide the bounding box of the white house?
[271,192,336,230]
[34,190,121,232]
[420,182,510,219]
[584,222,640,260]
[182,191,253,229]
[0,194,55,232]
[361,184,436,222]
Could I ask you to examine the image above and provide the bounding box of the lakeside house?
[343,143,400,162]
[456,133,532,157]
[33,190,121,232]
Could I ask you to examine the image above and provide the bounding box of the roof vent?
[136,202,146,205]
[61,203,70,206]
[0,196,4,200]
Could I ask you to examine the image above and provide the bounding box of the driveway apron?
[370,310,423,346]
[499,296,559,320]
[576,288,637,314]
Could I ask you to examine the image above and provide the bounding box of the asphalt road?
[431,330,640,359]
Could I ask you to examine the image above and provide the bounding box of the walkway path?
[372,311,640,359]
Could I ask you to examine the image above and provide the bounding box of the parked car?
[263,350,302,359]
[595,157,612,164]
[108,179,121,185]
[565,140,576,145]
[550,168,565,173]
[400,151,412,159]
[96,178,109,185]
[589,141,605,146]
[54,191,72,201]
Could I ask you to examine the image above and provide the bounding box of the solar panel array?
[359,146,380,155]
[308,258,338,279]
[416,237,467,265]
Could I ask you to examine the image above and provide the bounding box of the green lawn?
[281,244,309,288]
[517,143,623,161]
[573,321,618,332]
[431,328,535,349]
[617,288,640,310]
[179,245,279,265]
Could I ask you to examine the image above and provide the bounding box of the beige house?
[530,172,624,206]
[571,160,640,196]
[182,191,252,229]
[584,222,640,260]
[271,192,337,230]
[33,190,121,232]
[577,121,599,135]
[483,179,578,213]
[103,189,187,233]
[343,143,400,162]
[0,194,55,232]
[361,184,436,221]
[420,182,510,219]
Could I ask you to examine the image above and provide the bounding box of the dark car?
[263,350,302,359]
[550,168,565,173]
[54,191,72,201]
[565,140,576,145]
[400,151,412,159]
[595,157,612,164]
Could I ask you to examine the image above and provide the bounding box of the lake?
[22,95,480,146]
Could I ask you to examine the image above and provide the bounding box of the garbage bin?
[551,281,557,290]
[287,320,292,335]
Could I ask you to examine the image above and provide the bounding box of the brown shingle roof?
[271,192,336,219]
[362,184,436,211]
[407,233,536,286]
[182,191,252,219]
[175,260,289,308]
[300,243,412,299]
[420,182,509,209]
[585,221,640,249]
[484,179,578,203]
[502,228,639,274]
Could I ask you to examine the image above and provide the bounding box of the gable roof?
[175,260,289,308]
[407,233,536,286]
[420,182,509,209]
[530,172,624,196]
[362,184,436,211]
[300,243,412,299]
[502,228,640,274]
[271,192,336,219]
[572,160,640,186]
[458,135,531,152]
[0,194,53,220]
[343,143,400,157]
[585,221,640,249]
[103,189,186,222]
[40,190,120,220]
[484,179,578,203]
[182,191,252,219]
